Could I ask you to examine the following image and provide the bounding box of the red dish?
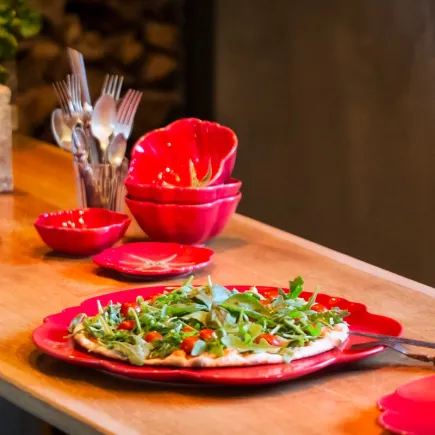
[128,118,238,187]
[125,193,241,245]
[378,375,435,434]
[34,208,131,256]
[125,177,242,205]
[93,242,214,277]
[32,285,402,385]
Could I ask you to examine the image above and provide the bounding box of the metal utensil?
[101,74,124,102]
[84,127,100,164]
[71,126,88,162]
[350,331,435,350]
[113,89,143,139]
[67,47,92,112]
[108,133,127,166]
[90,94,117,163]
[350,341,435,365]
[51,109,72,152]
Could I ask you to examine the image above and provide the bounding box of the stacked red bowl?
[125,118,241,244]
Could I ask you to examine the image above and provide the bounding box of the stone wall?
[18,0,183,144]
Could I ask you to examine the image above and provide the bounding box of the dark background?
[209,0,435,286]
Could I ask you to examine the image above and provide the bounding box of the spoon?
[90,94,116,163]
[108,133,127,166]
[51,109,72,152]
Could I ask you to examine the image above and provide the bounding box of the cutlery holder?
[74,158,128,212]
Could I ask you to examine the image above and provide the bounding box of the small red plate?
[93,242,214,277]
[32,285,402,385]
[378,375,435,434]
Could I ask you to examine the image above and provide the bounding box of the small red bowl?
[125,193,241,245]
[125,177,242,205]
[34,208,131,256]
[129,118,238,187]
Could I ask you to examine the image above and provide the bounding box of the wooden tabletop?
[1,135,434,435]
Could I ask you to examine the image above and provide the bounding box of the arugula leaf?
[304,286,319,310]
[112,336,150,366]
[305,323,322,337]
[207,306,236,328]
[167,303,208,316]
[212,284,231,304]
[289,276,304,299]
[221,293,270,316]
[222,334,281,354]
[68,313,86,333]
[190,339,206,356]
[182,310,209,325]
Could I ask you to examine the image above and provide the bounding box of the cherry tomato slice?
[182,326,195,333]
[120,302,141,317]
[117,320,135,330]
[254,333,281,346]
[263,289,279,301]
[259,300,270,307]
[148,294,162,304]
[199,329,216,341]
[145,331,163,342]
[311,303,327,313]
[181,336,199,354]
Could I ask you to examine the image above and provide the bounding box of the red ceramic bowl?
[125,193,241,244]
[34,208,131,256]
[128,118,238,187]
[125,177,242,205]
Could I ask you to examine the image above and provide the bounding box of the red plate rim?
[32,285,403,385]
[92,242,214,277]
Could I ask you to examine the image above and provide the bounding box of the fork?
[101,74,124,102]
[113,89,143,139]
[350,341,435,365]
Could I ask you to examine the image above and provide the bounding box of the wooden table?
[1,135,434,435]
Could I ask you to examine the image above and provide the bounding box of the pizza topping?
[118,320,135,330]
[199,329,216,341]
[181,336,200,354]
[145,331,163,342]
[254,333,281,346]
[120,302,141,317]
[70,275,349,366]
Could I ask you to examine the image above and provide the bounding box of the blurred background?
[8,0,435,287]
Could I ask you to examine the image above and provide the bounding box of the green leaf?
[305,323,322,337]
[221,334,281,354]
[304,286,319,310]
[207,306,236,329]
[212,284,231,304]
[0,28,17,60]
[167,303,207,316]
[190,339,206,356]
[15,9,40,38]
[182,310,209,325]
[68,313,86,333]
[289,276,304,299]
[221,293,271,317]
[112,336,150,366]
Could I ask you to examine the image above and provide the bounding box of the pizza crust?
[73,322,349,368]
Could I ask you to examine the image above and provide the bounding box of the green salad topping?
[69,276,349,366]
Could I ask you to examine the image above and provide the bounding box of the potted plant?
[0,0,40,128]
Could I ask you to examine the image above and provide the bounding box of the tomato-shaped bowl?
[128,118,238,187]
[34,208,131,256]
[125,177,242,205]
[125,193,241,245]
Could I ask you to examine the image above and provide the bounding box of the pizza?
[69,276,349,368]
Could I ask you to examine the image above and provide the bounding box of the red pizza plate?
[32,285,402,385]
[93,242,213,277]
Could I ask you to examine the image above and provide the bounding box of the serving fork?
[349,331,435,365]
